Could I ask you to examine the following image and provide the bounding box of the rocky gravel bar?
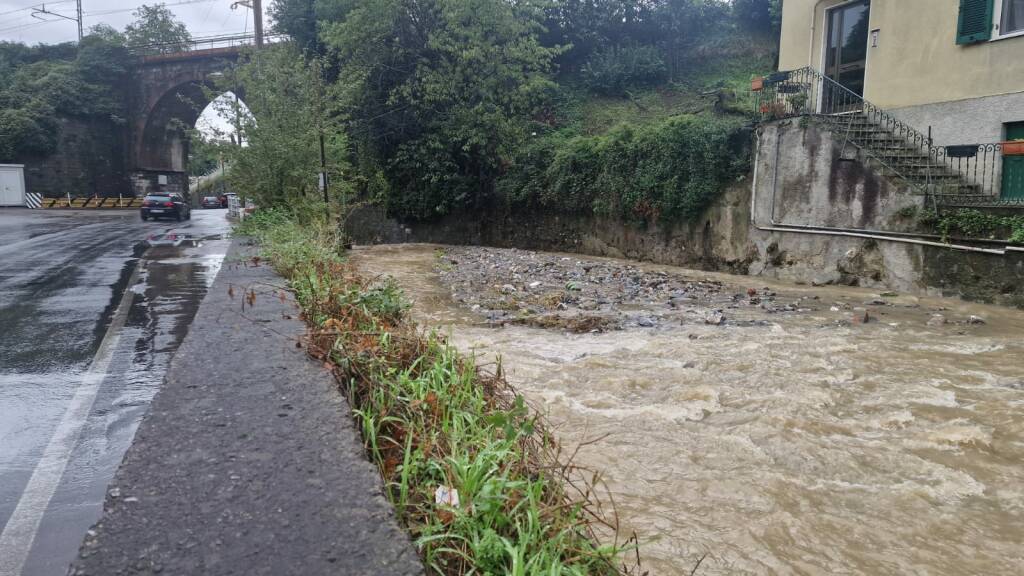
[435,247,989,332]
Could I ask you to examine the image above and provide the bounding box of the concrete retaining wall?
[347,120,1024,307]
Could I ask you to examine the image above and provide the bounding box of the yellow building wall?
[777,0,1024,109]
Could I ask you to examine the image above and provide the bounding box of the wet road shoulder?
[0,209,231,576]
[70,240,423,576]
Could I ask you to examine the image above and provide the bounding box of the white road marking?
[0,256,145,576]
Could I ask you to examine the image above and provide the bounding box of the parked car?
[141,193,191,221]
[201,196,221,209]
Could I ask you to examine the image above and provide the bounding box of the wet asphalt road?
[0,208,231,576]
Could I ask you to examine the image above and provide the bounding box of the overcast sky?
[0,0,270,46]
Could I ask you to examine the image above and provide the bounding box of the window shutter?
[957,0,994,44]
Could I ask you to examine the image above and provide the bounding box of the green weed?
[239,211,635,575]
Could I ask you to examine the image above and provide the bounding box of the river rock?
[851,310,871,324]
[704,311,726,326]
[927,314,947,327]
[968,315,986,325]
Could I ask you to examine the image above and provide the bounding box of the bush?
[581,44,668,96]
[500,114,749,223]
[931,209,1024,243]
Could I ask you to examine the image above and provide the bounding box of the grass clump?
[239,208,635,575]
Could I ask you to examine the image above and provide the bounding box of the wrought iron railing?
[755,67,938,191]
[753,67,1016,202]
[933,143,1005,199]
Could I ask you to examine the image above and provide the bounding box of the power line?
[30,0,81,41]
[0,19,51,34]
[0,0,74,19]
[83,0,217,18]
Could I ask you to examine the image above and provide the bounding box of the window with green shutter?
[957,0,994,44]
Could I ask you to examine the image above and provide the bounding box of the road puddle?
[352,243,1024,576]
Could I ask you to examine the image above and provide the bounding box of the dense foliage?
[927,209,1024,244]
[499,114,750,222]
[212,46,349,207]
[315,0,559,219]
[580,44,668,96]
[0,36,130,162]
[187,133,225,176]
[260,0,777,222]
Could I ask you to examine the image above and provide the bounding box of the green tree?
[86,23,127,45]
[188,133,227,176]
[319,0,558,219]
[124,4,192,54]
[269,0,320,53]
[214,45,347,207]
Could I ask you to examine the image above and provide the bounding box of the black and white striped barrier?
[25,193,42,209]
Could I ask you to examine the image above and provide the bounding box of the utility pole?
[32,1,83,42]
[252,0,263,48]
[76,0,82,43]
[232,0,263,47]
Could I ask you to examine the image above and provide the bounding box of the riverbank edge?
[240,212,633,574]
[345,178,1024,310]
[70,238,424,576]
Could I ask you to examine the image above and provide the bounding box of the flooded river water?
[352,244,1024,575]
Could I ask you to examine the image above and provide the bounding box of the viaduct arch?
[128,46,244,197]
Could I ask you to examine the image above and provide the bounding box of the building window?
[998,0,1024,37]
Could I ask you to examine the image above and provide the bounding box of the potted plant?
[1002,139,1024,155]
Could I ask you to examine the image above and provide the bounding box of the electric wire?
[0,0,75,18]
[84,0,216,18]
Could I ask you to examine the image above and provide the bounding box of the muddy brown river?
[352,244,1024,575]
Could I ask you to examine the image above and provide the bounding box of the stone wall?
[130,170,189,197]
[348,119,1024,307]
[20,117,129,198]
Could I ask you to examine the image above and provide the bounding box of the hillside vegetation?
[217,0,779,226]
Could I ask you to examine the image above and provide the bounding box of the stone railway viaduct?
[20,43,245,199]
[128,46,243,197]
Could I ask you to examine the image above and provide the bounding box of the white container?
[0,165,26,207]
